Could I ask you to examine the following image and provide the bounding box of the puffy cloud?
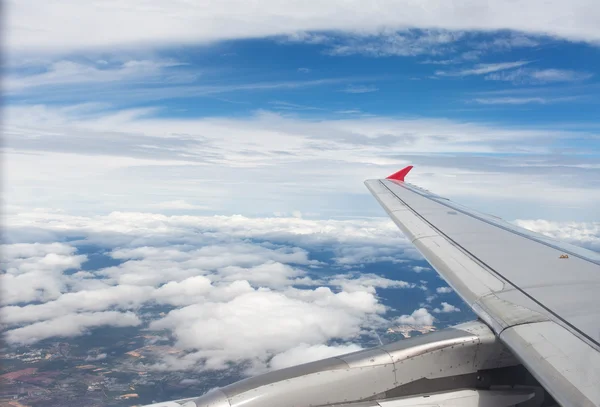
[396,308,435,326]
[1,285,154,325]
[148,287,386,370]
[2,242,85,275]
[433,302,461,313]
[85,353,108,361]
[1,272,64,306]
[328,274,413,293]
[152,277,254,307]
[3,208,597,371]
[416,283,428,291]
[4,210,410,266]
[102,243,317,287]
[217,262,308,288]
[4,311,141,345]
[412,266,431,273]
[436,286,453,294]
[1,242,87,305]
[3,242,76,260]
[1,210,413,369]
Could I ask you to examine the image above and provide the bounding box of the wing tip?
[386,165,413,182]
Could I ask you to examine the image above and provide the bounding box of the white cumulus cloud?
[1,242,87,305]
[4,311,142,345]
[1,210,417,371]
[3,209,598,372]
[396,308,435,326]
[149,288,385,370]
[433,302,461,313]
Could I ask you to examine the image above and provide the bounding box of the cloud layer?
[514,220,600,252]
[5,104,600,221]
[7,1,600,54]
[2,211,422,372]
[3,209,598,372]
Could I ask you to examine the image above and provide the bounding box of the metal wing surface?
[365,168,600,407]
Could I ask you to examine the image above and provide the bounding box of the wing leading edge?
[365,167,600,407]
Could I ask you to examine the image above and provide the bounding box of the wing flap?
[501,322,600,407]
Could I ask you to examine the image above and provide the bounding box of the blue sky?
[8,33,600,123]
[4,1,600,221]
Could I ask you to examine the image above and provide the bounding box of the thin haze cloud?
[7,1,600,54]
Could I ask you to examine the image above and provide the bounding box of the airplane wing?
[365,166,600,407]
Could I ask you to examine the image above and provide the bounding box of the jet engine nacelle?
[143,321,542,407]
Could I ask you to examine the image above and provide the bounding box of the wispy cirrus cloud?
[419,34,539,65]
[474,34,540,51]
[311,30,534,63]
[269,100,324,111]
[7,73,373,103]
[341,84,379,93]
[5,59,189,91]
[473,96,580,104]
[4,103,600,219]
[530,69,593,82]
[485,68,593,84]
[436,61,530,77]
[322,30,464,57]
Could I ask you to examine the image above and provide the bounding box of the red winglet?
[386,165,413,182]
